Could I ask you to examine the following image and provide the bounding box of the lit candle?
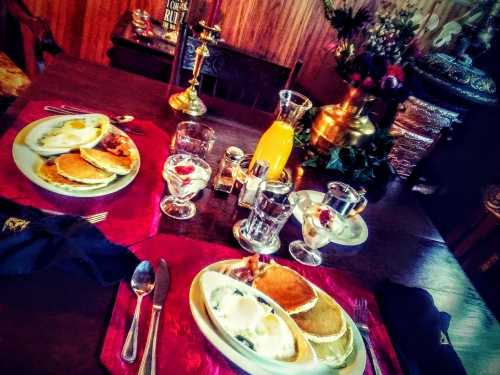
[206,0,221,27]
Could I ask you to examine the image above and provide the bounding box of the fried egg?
[41,119,101,148]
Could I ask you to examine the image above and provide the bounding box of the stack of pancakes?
[37,147,137,191]
[253,264,354,368]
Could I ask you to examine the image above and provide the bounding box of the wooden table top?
[1,55,499,375]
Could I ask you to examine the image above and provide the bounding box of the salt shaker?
[213,146,245,193]
[238,160,269,208]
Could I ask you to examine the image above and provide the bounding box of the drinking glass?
[234,181,295,254]
[171,121,216,160]
[160,153,211,220]
[289,204,343,266]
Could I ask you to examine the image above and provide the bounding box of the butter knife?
[137,259,170,375]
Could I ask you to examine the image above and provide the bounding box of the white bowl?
[200,271,317,371]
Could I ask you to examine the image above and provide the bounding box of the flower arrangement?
[323,0,437,99]
[292,1,441,189]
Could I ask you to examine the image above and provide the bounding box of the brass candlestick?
[168,21,220,116]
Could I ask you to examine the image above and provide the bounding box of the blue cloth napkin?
[0,197,139,285]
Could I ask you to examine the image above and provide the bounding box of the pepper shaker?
[213,146,245,193]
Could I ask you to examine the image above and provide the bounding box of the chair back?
[170,23,302,112]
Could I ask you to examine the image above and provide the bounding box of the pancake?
[310,324,354,368]
[37,161,108,191]
[252,264,318,315]
[54,153,116,184]
[292,291,347,343]
[80,147,136,175]
[311,325,354,368]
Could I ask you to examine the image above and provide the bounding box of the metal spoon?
[113,115,135,124]
[121,260,155,363]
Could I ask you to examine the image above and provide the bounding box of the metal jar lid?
[225,146,245,162]
[250,160,269,179]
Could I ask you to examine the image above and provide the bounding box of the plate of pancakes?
[12,114,140,197]
[190,257,366,374]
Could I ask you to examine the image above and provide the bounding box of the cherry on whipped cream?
[174,164,195,175]
[319,209,332,226]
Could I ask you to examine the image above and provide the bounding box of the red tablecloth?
[0,101,170,246]
[100,234,403,375]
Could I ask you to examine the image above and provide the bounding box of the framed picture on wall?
[162,0,189,31]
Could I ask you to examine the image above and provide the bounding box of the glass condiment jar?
[238,160,269,208]
[213,146,245,193]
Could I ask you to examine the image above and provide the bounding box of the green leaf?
[302,154,320,168]
[326,148,344,172]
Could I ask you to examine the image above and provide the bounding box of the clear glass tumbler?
[236,181,295,253]
[171,121,216,160]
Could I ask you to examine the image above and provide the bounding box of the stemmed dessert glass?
[160,153,211,220]
[289,203,343,266]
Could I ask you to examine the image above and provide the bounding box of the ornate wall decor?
[414,0,499,106]
[388,96,461,178]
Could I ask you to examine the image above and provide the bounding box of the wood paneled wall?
[22,0,468,103]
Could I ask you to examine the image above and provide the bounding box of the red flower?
[387,64,405,82]
[362,76,375,89]
[350,73,362,82]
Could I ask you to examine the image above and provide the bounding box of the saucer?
[290,190,368,246]
[232,219,281,254]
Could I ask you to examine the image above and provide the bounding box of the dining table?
[0,54,499,375]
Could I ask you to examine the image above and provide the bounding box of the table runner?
[0,100,170,246]
[100,234,403,375]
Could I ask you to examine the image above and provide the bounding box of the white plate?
[12,115,141,198]
[189,259,366,375]
[290,190,368,246]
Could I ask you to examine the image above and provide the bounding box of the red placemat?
[100,234,403,375]
[0,100,170,246]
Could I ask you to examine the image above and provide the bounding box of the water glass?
[171,121,216,160]
[238,181,295,253]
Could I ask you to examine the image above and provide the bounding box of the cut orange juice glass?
[250,90,312,180]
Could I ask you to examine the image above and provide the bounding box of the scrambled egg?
[210,286,296,360]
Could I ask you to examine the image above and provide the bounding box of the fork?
[83,212,108,224]
[41,209,108,224]
[43,105,145,136]
[354,298,383,375]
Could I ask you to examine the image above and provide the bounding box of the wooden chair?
[0,0,61,113]
[170,22,302,113]
[0,0,62,73]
